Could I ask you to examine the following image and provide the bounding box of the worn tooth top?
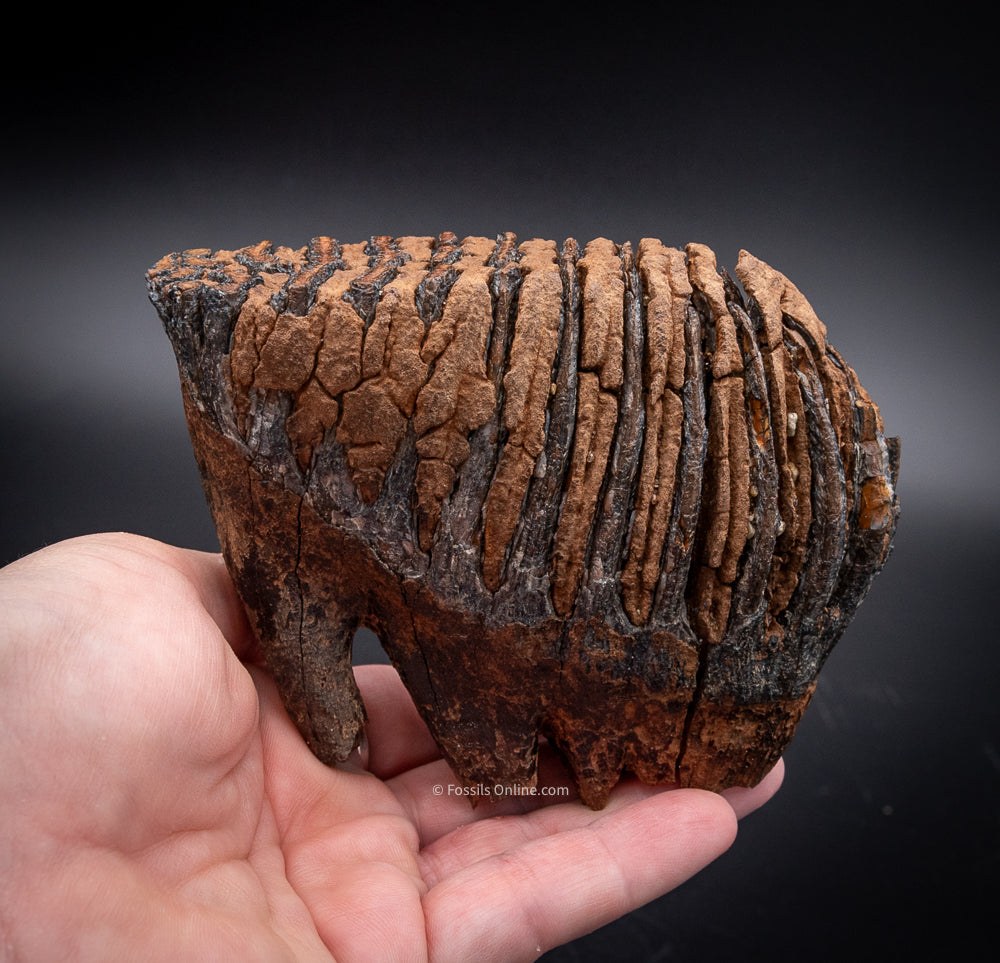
[149,234,900,809]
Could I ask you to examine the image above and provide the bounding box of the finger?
[417,778,683,885]
[252,662,414,831]
[154,542,259,662]
[722,758,785,819]
[352,665,442,779]
[36,533,259,662]
[421,786,738,962]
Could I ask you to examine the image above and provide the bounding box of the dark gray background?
[2,8,996,960]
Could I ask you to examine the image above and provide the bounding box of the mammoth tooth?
[147,234,901,810]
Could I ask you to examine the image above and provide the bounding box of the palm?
[0,534,782,961]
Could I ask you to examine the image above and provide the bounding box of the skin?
[0,533,783,961]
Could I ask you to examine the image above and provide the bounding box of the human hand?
[0,533,782,961]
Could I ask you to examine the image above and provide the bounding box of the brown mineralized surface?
[148,234,900,809]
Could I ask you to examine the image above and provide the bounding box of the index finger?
[353,663,442,779]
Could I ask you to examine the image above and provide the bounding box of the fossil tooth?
[148,235,900,809]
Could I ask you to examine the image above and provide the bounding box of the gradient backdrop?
[2,9,996,960]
